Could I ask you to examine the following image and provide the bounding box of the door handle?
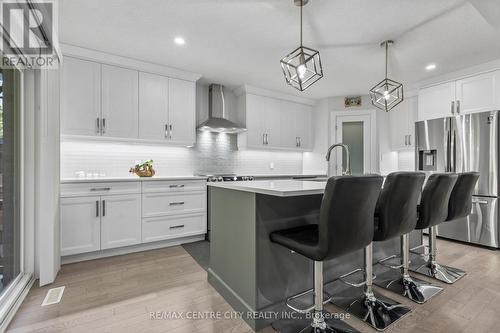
[408,134,411,146]
[101,118,106,134]
[451,101,455,115]
[169,184,185,188]
[263,133,266,145]
[169,124,173,139]
[169,224,185,230]
[266,134,269,145]
[96,200,99,217]
[165,124,169,138]
[456,100,460,114]
[169,201,185,206]
[102,200,106,217]
[90,187,111,192]
[405,135,408,146]
[96,118,100,134]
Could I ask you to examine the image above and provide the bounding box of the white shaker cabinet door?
[279,100,297,149]
[101,64,139,138]
[264,97,282,147]
[61,57,101,136]
[245,94,267,147]
[100,194,142,250]
[61,196,101,256]
[139,72,169,140]
[168,78,196,145]
[418,82,455,121]
[455,70,500,115]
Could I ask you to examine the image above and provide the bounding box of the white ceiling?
[59,0,500,99]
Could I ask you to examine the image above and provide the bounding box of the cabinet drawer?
[142,180,206,193]
[61,182,141,197]
[142,214,206,243]
[142,192,206,218]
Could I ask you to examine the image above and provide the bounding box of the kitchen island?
[207,179,423,330]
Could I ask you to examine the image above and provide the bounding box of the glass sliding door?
[0,68,22,294]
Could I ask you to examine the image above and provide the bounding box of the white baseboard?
[61,234,206,265]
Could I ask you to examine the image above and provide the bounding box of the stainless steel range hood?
[197,84,246,133]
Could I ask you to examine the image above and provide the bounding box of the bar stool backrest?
[373,172,425,241]
[319,175,383,260]
[416,173,458,229]
[446,172,480,221]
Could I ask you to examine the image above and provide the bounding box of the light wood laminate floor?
[8,238,500,333]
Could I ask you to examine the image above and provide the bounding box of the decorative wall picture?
[345,96,362,108]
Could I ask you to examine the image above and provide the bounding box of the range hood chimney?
[197,84,246,133]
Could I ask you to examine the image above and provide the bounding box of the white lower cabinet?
[142,214,206,243]
[100,194,142,250]
[60,180,206,258]
[61,196,101,256]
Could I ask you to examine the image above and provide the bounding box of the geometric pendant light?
[280,0,323,91]
[369,40,404,112]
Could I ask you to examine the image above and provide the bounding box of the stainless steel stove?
[196,173,255,182]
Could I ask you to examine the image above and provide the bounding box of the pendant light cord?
[300,3,303,47]
[385,41,388,79]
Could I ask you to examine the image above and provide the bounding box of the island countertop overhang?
[207,179,327,197]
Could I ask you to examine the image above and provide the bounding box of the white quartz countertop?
[207,179,327,197]
[60,175,207,183]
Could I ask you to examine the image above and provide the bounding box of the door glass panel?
[0,68,21,294]
[342,121,364,175]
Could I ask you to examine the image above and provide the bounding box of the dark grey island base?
[207,182,422,331]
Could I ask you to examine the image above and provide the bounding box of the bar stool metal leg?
[329,244,411,331]
[272,261,358,333]
[374,234,443,304]
[409,226,466,284]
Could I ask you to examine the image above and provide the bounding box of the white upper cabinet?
[245,94,267,147]
[418,70,500,121]
[239,92,312,151]
[61,54,197,144]
[418,82,455,121]
[101,65,139,138]
[455,71,500,114]
[168,78,196,145]
[390,95,417,150]
[61,57,101,136]
[139,72,169,140]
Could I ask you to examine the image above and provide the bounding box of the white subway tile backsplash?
[61,132,304,178]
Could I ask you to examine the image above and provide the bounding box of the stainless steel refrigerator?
[415,110,499,248]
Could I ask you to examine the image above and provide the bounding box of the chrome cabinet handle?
[169,184,185,188]
[90,187,111,192]
[169,124,173,139]
[405,135,408,146]
[169,201,185,206]
[262,133,266,145]
[165,124,169,138]
[96,200,99,217]
[472,199,488,205]
[96,118,100,134]
[266,134,269,145]
[296,137,299,147]
[408,135,411,146]
[456,100,460,114]
[102,200,106,217]
[451,101,455,115]
[169,224,185,229]
[101,118,106,134]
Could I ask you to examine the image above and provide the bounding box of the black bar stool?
[269,175,383,333]
[374,173,456,303]
[410,172,479,284]
[329,172,422,330]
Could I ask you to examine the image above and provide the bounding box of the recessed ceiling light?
[426,64,437,71]
[174,37,185,45]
